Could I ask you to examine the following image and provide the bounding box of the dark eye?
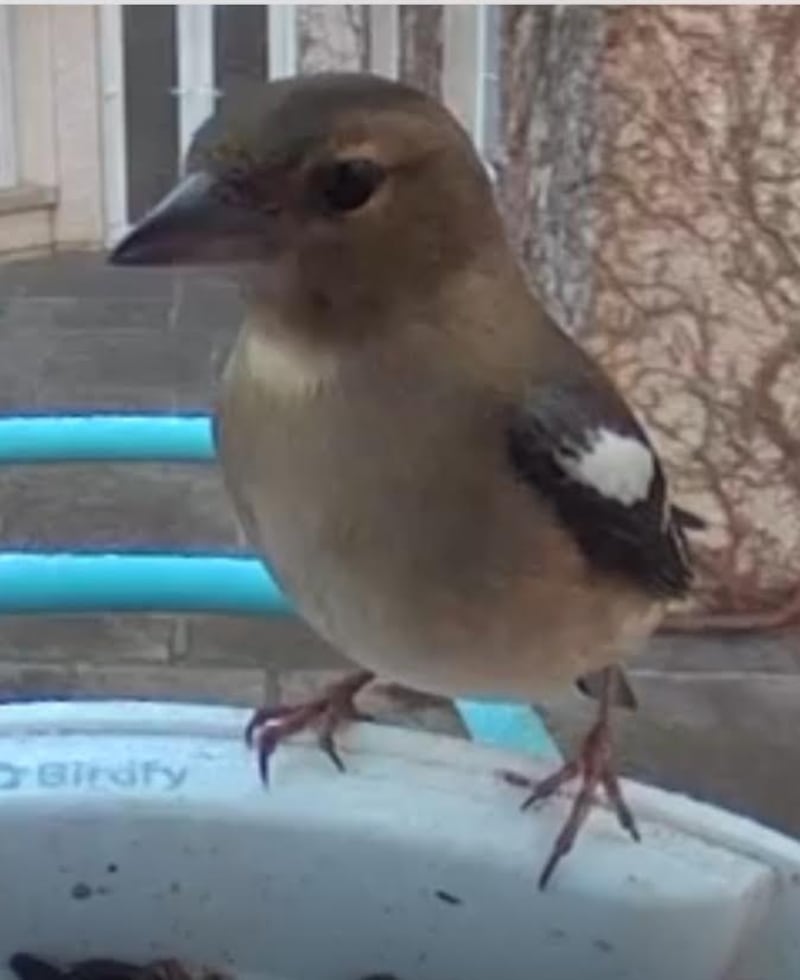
[315,159,386,213]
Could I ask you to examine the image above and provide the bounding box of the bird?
[109,72,699,889]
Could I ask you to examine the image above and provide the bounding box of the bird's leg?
[500,666,640,889]
[245,669,375,783]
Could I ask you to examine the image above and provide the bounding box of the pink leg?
[500,667,640,889]
[245,669,375,783]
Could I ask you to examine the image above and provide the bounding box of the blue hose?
[0,414,560,759]
[0,415,214,463]
[0,552,288,615]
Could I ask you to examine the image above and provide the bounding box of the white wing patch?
[557,428,655,505]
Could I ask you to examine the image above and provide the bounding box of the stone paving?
[1,250,799,840]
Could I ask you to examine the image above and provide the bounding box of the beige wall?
[0,5,104,255]
[6,4,792,618]
[587,7,800,613]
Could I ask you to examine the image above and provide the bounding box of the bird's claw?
[244,704,292,745]
[501,717,640,890]
[248,720,282,785]
[245,670,375,785]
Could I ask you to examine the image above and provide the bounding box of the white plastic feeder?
[0,700,798,980]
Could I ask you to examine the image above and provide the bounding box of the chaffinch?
[110,72,700,889]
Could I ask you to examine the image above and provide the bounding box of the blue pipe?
[0,550,560,758]
[0,415,214,463]
[454,701,561,762]
[0,552,289,615]
[0,415,561,759]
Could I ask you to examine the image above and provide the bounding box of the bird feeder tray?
[0,700,797,980]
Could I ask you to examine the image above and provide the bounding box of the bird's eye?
[315,159,386,213]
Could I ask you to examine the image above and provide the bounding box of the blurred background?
[0,4,799,834]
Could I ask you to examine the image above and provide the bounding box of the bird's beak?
[108,171,273,267]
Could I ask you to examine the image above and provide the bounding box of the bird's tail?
[672,505,706,532]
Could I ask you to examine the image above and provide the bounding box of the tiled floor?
[0,249,799,841]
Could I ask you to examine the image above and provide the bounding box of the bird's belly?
[269,546,659,701]
[217,346,661,702]
[300,570,659,701]
[234,453,660,702]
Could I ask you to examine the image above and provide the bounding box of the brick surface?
[0,310,44,410]
[0,660,268,706]
[172,273,244,335]
[35,325,221,411]
[0,464,238,549]
[0,614,171,663]
[0,259,240,415]
[0,252,175,299]
[175,613,348,670]
[71,662,268,705]
[640,629,800,674]
[3,295,175,332]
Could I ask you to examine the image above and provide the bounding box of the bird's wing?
[507,373,694,599]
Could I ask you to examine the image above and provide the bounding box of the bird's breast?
[215,327,660,699]
[217,328,501,589]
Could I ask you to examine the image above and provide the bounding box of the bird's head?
[109,73,502,320]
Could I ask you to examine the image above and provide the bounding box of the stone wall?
[591,7,800,615]
[258,6,800,619]
[494,7,800,619]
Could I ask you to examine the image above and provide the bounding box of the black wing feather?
[507,375,695,599]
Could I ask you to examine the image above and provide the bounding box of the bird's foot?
[500,716,640,890]
[245,669,375,783]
